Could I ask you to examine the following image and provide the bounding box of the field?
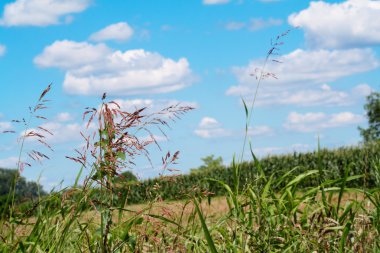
[1,29,380,252]
[1,144,380,252]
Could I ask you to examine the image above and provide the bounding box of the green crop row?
[118,141,380,204]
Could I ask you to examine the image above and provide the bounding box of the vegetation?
[359,91,380,143]
[0,168,45,215]
[116,141,380,204]
[190,155,225,174]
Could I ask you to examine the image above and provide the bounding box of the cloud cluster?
[227,48,378,104]
[89,22,134,42]
[246,84,372,107]
[0,0,91,27]
[289,0,380,49]
[34,40,194,96]
[284,111,364,133]
[228,48,378,95]
[227,0,380,116]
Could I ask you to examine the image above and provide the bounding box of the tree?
[116,171,138,183]
[0,168,45,199]
[0,168,45,214]
[190,155,225,174]
[359,91,380,143]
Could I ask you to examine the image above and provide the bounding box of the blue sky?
[0,0,379,190]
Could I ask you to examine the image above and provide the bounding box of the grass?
[0,31,380,252]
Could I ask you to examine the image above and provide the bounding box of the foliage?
[0,168,45,214]
[190,155,224,174]
[115,141,380,204]
[115,171,138,183]
[0,168,44,199]
[359,91,380,143]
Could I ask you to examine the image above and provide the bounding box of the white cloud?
[203,0,229,5]
[225,18,282,31]
[289,0,380,49]
[198,117,221,128]
[249,84,373,107]
[0,122,12,132]
[34,40,111,69]
[89,22,134,42]
[0,0,91,27]
[34,40,194,96]
[56,112,73,122]
[0,44,6,56]
[284,111,364,132]
[194,117,231,138]
[0,156,18,168]
[227,48,379,105]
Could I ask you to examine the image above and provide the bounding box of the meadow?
[0,32,380,252]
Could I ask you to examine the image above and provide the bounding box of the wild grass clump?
[0,31,379,252]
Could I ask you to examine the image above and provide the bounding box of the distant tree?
[359,91,380,143]
[191,155,225,174]
[0,168,45,204]
[116,171,138,183]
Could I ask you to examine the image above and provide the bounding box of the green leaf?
[194,198,218,253]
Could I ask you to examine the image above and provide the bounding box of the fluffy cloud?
[288,0,380,49]
[227,48,379,105]
[34,40,194,96]
[0,44,6,56]
[203,0,229,5]
[194,117,231,138]
[0,0,91,27]
[198,117,220,128]
[250,83,373,107]
[284,111,364,132]
[89,22,134,42]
